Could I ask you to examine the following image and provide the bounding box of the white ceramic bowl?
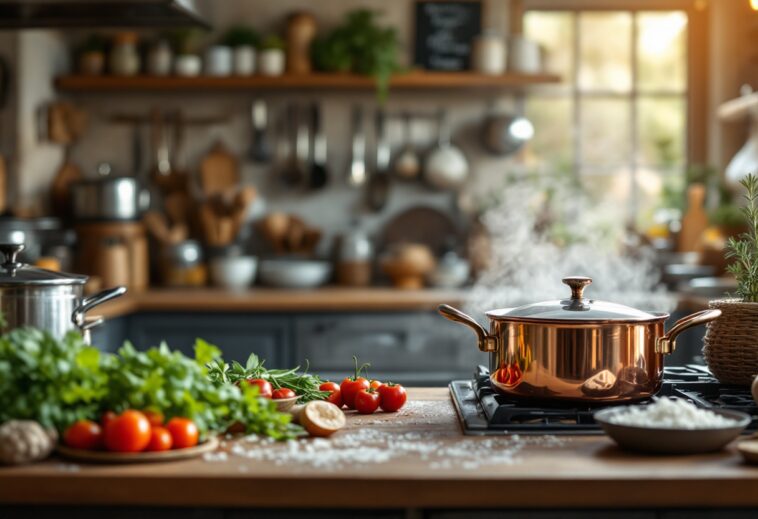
[259,259,331,289]
[209,256,258,291]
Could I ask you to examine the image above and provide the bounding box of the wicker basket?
[703,299,758,386]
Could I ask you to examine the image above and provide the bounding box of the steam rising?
[465,174,675,316]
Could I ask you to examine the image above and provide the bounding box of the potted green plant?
[169,29,204,77]
[703,173,758,386]
[310,9,400,101]
[258,35,286,77]
[77,34,107,76]
[222,25,260,75]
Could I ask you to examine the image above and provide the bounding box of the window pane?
[637,96,686,167]
[578,12,632,92]
[637,11,687,92]
[579,97,631,168]
[525,96,573,168]
[524,11,574,84]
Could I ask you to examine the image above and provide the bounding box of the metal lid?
[0,243,87,286]
[485,276,666,323]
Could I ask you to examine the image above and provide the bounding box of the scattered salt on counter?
[223,428,564,471]
[203,451,229,462]
[608,397,740,429]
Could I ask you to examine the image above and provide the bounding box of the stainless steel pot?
[0,243,126,340]
[439,276,721,403]
[71,163,147,221]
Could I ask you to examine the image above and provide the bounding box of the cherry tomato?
[143,409,164,427]
[319,381,342,407]
[64,420,103,450]
[166,417,199,449]
[369,379,382,390]
[378,382,407,412]
[100,411,117,429]
[340,377,369,410]
[104,410,152,453]
[243,378,273,399]
[272,388,296,399]
[146,426,173,452]
[354,389,381,414]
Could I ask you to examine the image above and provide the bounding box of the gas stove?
[450,365,758,435]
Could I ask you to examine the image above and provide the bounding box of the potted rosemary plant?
[703,173,758,385]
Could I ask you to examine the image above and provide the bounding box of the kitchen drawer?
[294,312,479,375]
[128,312,291,367]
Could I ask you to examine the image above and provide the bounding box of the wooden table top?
[94,287,466,319]
[1,388,757,509]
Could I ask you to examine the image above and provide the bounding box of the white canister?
[233,45,257,75]
[174,54,202,77]
[259,49,286,77]
[147,40,173,76]
[472,31,506,75]
[205,45,233,76]
[109,32,140,76]
[507,36,542,74]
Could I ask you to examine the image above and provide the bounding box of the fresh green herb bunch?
[207,353,329,403]
[0,328,108,431]
[726,173,758,302]
[311,9,401,102]
[105,340,300,440]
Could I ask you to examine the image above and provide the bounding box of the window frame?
[520,0,709,218]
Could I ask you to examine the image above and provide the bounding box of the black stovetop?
[449,365,758,435]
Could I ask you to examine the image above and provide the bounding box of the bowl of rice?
[594,397,751,454]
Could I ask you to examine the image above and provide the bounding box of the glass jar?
[110,32,140,76]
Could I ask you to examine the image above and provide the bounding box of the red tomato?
[369,379,382,390]
[272,388,296,399]
[64,420,103,450]
[166,417,199,449]
[319,381,342,407]
[354,389,381,414]
[243,378,273,399]
[340,377,369,410]
[146,426,173,452]
[143,409,164,427]
[104,410,152,453]
[100,411,117,429]
[378,383,407,412]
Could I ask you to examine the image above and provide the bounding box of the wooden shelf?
[54,71,561,92]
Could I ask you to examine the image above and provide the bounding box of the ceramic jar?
[233,45,256,75]
[147,40,173,76]
[175,54,202,77]
[205,45,233,76]
[472,31,506,75]
[109,32,140,76]
[259,48,285,76]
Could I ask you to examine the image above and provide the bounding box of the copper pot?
[439,276,721,403]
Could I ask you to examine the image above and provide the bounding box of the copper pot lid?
[0,243,87,286]
[485,276,667,323]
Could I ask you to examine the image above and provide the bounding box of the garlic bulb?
[0,420,56,466]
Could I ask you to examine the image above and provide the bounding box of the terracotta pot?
[703,299,758,386]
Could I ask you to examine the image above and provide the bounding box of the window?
[524,6,693,227]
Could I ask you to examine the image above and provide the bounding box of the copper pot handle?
[438,304,498,353]
[656,309,722,354]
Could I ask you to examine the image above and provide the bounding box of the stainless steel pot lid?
[485,276,666,323]
[0,243,87,286]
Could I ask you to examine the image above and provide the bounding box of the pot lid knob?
[0,243,24,271]
[562,276,592,300]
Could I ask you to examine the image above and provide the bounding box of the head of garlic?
[0,420,57,466]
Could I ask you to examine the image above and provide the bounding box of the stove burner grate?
[450,365,758,435]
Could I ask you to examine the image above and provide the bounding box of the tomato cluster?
[64,410,199,453]
[318,378,407,415]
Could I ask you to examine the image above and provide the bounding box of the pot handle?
[656,309,722,354]
[72,286,127,327]
[438,304,498,353]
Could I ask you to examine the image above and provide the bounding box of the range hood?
[0,0,211,29]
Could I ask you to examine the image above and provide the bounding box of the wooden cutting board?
[200,141,239,198]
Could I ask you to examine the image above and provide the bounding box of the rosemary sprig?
[206,353,329,403]
[725,173,758,302]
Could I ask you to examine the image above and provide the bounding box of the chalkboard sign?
[414,0,483,71]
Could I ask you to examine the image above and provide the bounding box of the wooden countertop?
[94,287,467,319]
[1,388,757,509]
